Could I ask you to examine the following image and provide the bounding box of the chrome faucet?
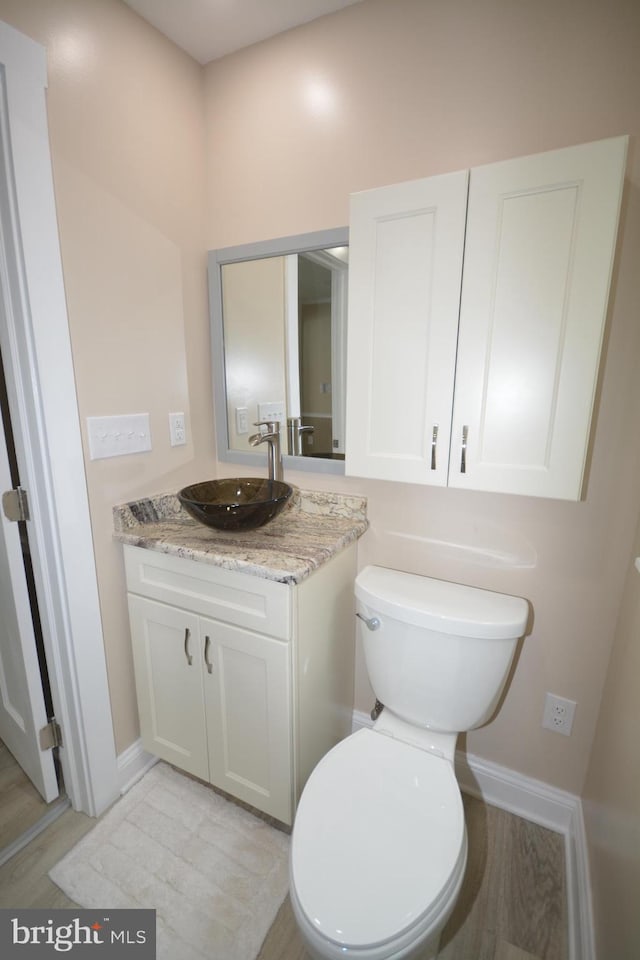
[286,417,315,456]
[248,420,283,482]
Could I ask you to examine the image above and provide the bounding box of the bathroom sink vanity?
[114,488,367,825]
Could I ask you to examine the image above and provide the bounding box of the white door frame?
[0,21,118,817]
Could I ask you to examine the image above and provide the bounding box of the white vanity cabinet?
[346,135,627,500]
[124,542,356,825]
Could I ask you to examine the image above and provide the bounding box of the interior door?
[0,403,58,802]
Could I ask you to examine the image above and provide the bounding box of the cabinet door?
[128,595,209,780]
[346,170,468,484]
[450,136,627,499]
[202,618,292,824]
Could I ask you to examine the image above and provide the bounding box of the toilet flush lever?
[356,612,381,631]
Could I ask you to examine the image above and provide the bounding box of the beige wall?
[300,302,331,412]
[0,0,214,753]
[204,0,640,796]
[582,512,640,959]
[222,257,287,449]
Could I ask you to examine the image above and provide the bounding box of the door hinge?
[39,718,63,751]
[2,486,29,522]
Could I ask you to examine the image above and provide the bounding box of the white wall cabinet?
[124,543,356,825]
[346,136,627,500]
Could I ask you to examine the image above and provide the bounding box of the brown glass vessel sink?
[178,477,293,531]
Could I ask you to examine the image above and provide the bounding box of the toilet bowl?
[289,566,528,960]
[290,728,467,960]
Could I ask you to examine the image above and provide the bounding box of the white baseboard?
[569,802,596,960]
[116,739,158,796]
[351,709,595,960]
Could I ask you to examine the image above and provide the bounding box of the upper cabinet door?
[346,170,469,484]
[450,136,627,499]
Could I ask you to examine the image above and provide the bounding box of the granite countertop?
[113,486,368,584]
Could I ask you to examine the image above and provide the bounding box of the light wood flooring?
[0,775,566,959]
[0,738,65,851]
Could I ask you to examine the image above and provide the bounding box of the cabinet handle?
[460,425,468,474]
[204,635,213,674]
[184,627,193,666]
[430,425,438,471]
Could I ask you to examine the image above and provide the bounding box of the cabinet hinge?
[39,718,63,751]
[2,487,30,522]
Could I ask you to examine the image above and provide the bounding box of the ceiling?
[122,0,364,65]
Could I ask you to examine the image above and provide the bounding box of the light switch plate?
[87,414,152,460]
[257,401,286,424]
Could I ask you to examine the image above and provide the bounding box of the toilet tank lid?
[355,566,528,639]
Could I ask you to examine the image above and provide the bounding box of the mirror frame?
[209,227,349,476]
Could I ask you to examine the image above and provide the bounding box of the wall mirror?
[209,227,348,476]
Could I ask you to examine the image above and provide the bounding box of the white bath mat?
[49,762,290,960]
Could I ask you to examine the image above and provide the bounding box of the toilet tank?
[355,566,529,733]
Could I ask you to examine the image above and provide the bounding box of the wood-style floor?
[0,765,566,959]
[0,738,62,850]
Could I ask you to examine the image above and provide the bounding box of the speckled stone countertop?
[113,486,368,584]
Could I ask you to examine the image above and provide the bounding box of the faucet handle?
[253,420,280,434]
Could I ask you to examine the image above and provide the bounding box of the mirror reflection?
[210,228,348,474]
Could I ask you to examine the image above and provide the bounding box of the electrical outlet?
[169,412,186,447]
[542,693,577,736]
[235,407,249,435]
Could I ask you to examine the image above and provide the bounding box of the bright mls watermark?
[0,909,156,957]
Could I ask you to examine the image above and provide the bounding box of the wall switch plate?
[542,693,577,736]
[87,414,152,460]
[169,412,186,447]
[257,401,286,425]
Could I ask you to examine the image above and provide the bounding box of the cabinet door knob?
[204,635,214,674]
[184,627,193,666]
[430,425,438,471]
[460,425,468,474]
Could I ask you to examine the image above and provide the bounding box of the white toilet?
[290,565,529,960]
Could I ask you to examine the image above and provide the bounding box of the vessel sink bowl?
[178,477,293,531]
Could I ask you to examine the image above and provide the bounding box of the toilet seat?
[290,728,467,957]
